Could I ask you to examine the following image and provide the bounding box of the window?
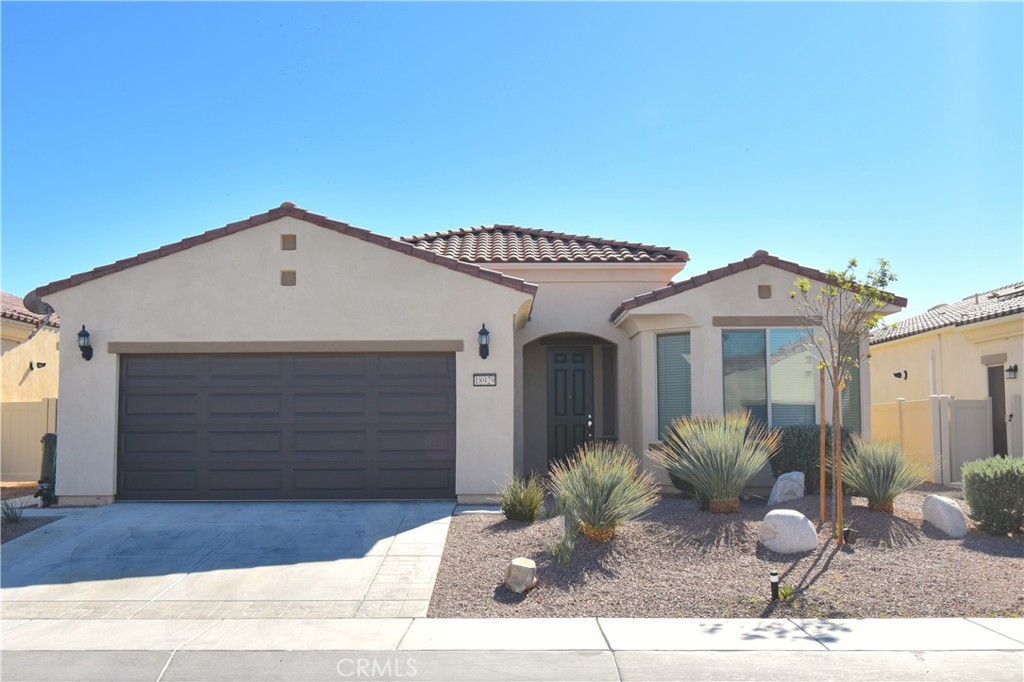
[723,328,816,427]
[657,333,691,436]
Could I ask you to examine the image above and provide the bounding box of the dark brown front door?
[117,353,456,500]
[988,365,1008,456]
[547,347,594,466]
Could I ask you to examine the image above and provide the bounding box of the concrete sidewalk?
[2,617,1021,681]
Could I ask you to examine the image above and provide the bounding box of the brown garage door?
[117,353,456,500]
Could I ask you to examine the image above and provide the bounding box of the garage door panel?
[292,430,368,454]
[208,469,283,491]
[122,392,199,418]
[292,355,369,380]
[207,392,283,417]
[118,353,455,500]
[293,468,369,491]
[122,469,198,494]
[292,392,368,418]
[208,430,283,454]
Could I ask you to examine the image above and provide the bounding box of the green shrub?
[548,440,659,542]
[649,411,780,511]
[962,457,1024,535]
[771,424,855,494]
[497,474,547,522]
[841,438,927,513]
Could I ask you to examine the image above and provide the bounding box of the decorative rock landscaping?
[758,509,818,554]
[922,494,968,538]
[504,557,538,593]
[768,471,805,506]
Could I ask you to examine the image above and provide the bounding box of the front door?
[988,365,1008,456]
[547,347,594,466]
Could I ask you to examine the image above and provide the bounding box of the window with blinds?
[657,333,692,436]
[723,328,815,427]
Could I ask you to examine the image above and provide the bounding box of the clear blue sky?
[3,2,1021,320]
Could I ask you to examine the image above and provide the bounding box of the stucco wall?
[869,315,1024,458]
[39,216,533,502]
[1,323,60,402]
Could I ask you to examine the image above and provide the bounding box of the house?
[24,203,904,504]
[869,282,1024,478]
[1,292,60,480]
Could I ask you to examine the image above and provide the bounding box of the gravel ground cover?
[1,516,62,544]
[429,488,1023,618]
[1,482,37,501]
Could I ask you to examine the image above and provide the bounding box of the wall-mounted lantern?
[478,324,490,359]
[1007,364,1019,380]
[77,325,93,361]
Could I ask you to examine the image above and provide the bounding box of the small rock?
[922,494,968,538]
[504,557,538,594]
[759,509,818,554]
[768,472,805,506]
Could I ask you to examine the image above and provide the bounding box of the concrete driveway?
[1,501,454,619]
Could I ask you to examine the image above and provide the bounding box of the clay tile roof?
[610,250,908,322]
[30,204,538,299]
[1,291,60,327]
[871,281,1024,345]
[400,225,689,264]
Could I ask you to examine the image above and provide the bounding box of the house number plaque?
[473,373,497,387]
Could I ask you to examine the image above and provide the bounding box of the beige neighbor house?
[870,282,1024,483]
[1,292,60,481]
[24,203,905,505]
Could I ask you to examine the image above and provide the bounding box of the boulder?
[504,557,538,594]
[768,472,805,506]
[759,509,818,554]
[922,494,968,538]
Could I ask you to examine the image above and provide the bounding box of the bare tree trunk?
[833,366,845,545]
[819,367,827,525]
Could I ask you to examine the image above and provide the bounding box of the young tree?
[791,258,898,542]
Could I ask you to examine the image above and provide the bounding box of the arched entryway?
[521,332,618,476]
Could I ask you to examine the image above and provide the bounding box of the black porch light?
[478,324,490,359]
[1007,365,1019,380]
[77,325,93,361]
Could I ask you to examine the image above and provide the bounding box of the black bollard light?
[770,570,779,601]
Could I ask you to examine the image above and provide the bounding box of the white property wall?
[38,216,534,504]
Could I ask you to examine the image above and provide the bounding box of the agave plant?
[649,411,780,513]
[841,438,927,513]
[548,440,659,542]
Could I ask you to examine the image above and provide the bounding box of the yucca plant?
[548,440,659,542]
[497,474,547,522]
[649,411,780,513]
[841,438,927,513]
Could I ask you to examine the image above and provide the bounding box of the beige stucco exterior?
[38,216,534,504]
[869,314,1024,458]
[1,319,60,402]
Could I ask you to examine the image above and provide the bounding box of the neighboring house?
[1,292,60,480]
[870,282,1024,475]
[24,203,904,505]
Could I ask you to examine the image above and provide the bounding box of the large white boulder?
[504,557,538,594]
[759,509,818,554]
[922,494,968,538]
[768,472,805,506]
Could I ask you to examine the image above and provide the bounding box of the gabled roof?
[1,292,60,328]
[871,281,1024,345]
[30,204,538,299]
[610,249,909,322]
[401,225,688,264]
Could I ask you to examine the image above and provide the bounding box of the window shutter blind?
[657,333,692,436]
[722,330,768,425]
